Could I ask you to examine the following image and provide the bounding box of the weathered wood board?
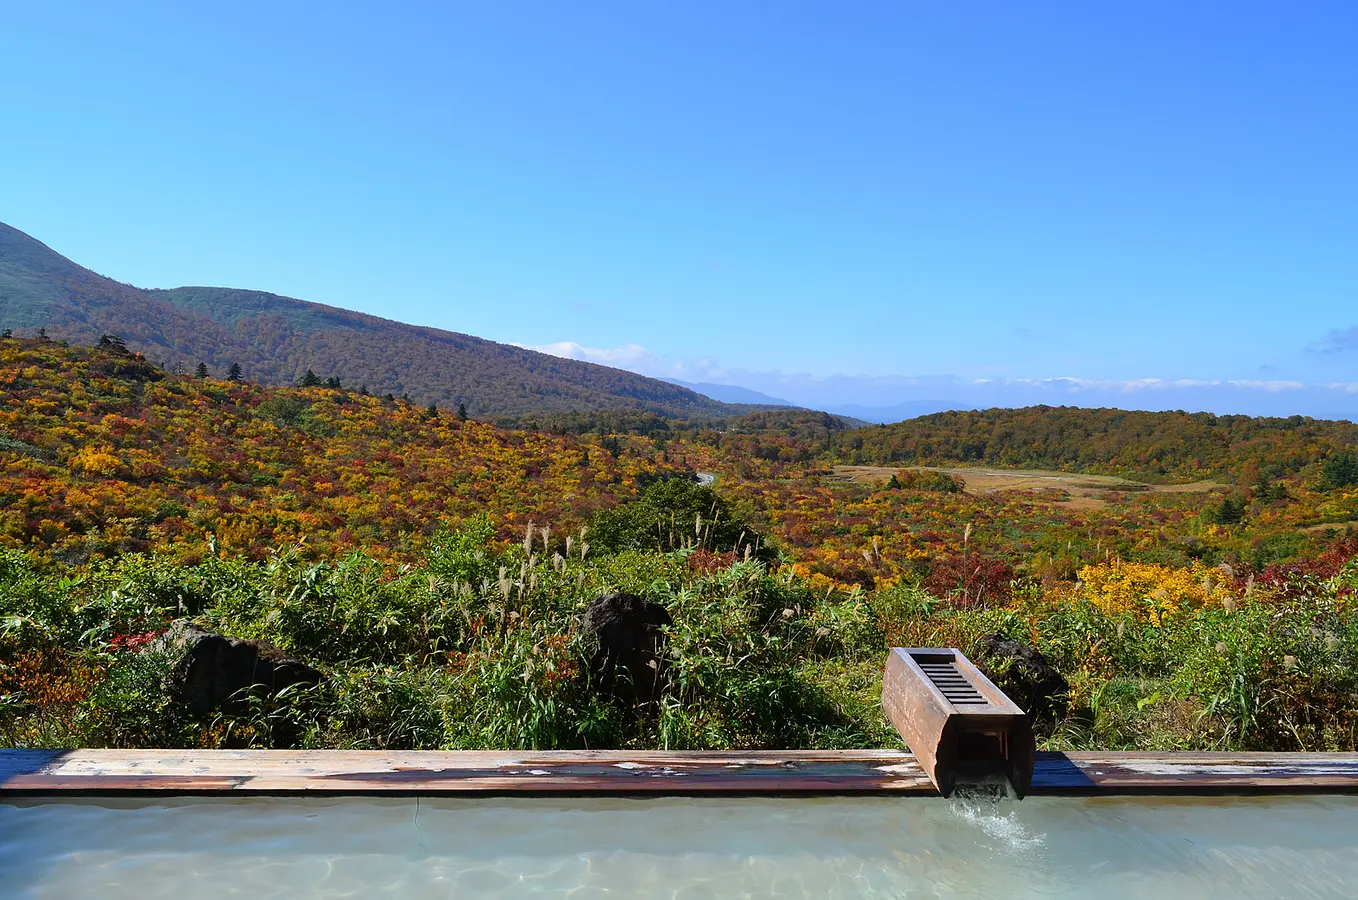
[0,749,934,794]
[2,749,1357,795]
[1034,751,1358,793]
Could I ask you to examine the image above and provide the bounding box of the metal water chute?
[881,647,1036,798]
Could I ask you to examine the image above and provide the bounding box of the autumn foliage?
[0,338,680,563]
[5,336,1358,754]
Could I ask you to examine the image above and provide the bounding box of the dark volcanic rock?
[976,633,1069,723]
[153,621,324,715]
[583,592,672,702]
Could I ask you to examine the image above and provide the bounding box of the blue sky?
[2,2,1355,418]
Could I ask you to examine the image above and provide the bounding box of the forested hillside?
[5,336,1356,577]
[0,221,744,420]
[0,336,680,563]
[834,406,1358,482]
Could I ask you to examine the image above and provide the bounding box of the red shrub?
[109,631,160,651]
[1252,536,1358,601]
[921,554,1014,609]
[687,548,737,575]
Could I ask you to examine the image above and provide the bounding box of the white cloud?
[1227,380,1307,393]
[515,339,1358,420]
[1000,377,1307,394]
[517,340,729,383]
[521,341,659,369]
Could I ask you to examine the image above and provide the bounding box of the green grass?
[3,523,1357,753]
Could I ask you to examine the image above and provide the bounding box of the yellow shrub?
[68,446,129,478]
[1078,560,1237,623]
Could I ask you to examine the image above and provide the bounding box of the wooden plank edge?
[1030,752,1358,795]
[4,750,1358,796]
[0,750,934,796]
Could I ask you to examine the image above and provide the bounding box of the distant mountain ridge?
[662,378,795,407]
[0,221,755,421]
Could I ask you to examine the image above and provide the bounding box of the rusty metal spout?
[882,647,1036,798]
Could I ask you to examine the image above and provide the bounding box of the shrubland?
[3,336,1358,753]
[0,337,677,563]
[3,523,1356,753]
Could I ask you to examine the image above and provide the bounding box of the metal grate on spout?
[916,659,990,705]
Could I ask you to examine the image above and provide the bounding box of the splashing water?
[952,771,1016,802]
[947,774,1048,855]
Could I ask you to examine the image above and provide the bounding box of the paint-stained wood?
[3,749,1356,796]
[0,749,933,794]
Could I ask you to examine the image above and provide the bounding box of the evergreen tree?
[227,363,243,382]
[299,369,321,387]
[97,333,128,354]
[1210,495,1245,525]
[1322,452,1358,490]
[1,329,12,339]
[457,402,468,421]
[426,403,438,418]
[324,376,342,389]
[1253,479,1288,503]
[195,362,209,379]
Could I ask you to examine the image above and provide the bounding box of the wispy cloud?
[520,341,659,369]
[516,341,729,383]
[1002,376,1308,394]
[1314,326,1358,353]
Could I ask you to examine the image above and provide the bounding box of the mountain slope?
[0,222,745,420]
[0,336,688,563]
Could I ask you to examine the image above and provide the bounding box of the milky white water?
[2,794,1357,898]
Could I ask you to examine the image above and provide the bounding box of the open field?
[1301,521,1358,534]
[829,465,1223,509]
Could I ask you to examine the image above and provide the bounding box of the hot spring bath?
[4,793,1358,898]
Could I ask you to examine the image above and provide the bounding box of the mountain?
[663,378,795,407]
[0,221,749,421]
